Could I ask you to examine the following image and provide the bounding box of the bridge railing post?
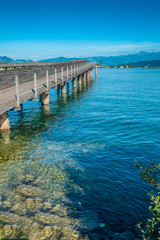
[71,65,72,79]
[77,64,78,75]
[67,66,68,81]
[62,67,64,84]
[15,75,20,108]
[46,70,49,92]
[55,68,57,87]
[34,73,37,99]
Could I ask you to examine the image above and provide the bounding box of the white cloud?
[0,40,160,60]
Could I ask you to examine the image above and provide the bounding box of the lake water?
[0,68,160,240]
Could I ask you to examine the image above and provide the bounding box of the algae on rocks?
[0,159,95,239]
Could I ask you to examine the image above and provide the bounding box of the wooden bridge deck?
[0,61,94,116]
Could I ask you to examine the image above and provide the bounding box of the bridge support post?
[72,78,77,88]
[88,70,90,79]
[39,92,49,105]
[61,83,66,94]
[78,75,82,88]
[0,112,10,130]
[83,73,86,86]
[90,69,93,79]
[89,70,92,79]
[87,71,90,81]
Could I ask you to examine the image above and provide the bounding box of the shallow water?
[0,68,160,239]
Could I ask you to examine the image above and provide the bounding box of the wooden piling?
[39,92,49,105]
[61,83,66,94]
[78,75,82,88]
[0,112,10,130]
[72,78,77,88]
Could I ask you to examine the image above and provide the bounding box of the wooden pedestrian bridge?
[0,60,97,130]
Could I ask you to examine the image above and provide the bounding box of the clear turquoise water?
[0,68,160,239]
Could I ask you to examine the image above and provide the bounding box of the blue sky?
[1,0,160,59]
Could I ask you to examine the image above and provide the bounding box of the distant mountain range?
[38,52,160,66]
[39,57,77,62]
[0,56,33,64]
[87,51,160,66]
[1,51,160,67]
[128,60,160,68]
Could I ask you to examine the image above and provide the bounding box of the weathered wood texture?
[0,60,87,69]
[0,60,86,90]
[0,61,94,115]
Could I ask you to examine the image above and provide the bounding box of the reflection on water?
[0,69,160,239]
[0,130,11,143]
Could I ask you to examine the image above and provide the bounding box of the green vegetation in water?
[135,161,160,240]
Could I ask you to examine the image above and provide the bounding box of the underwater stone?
[42,226,53,238]
[16,184,45,197]
[14,194,24,202]
[3,225,13,237]
[29,223,43,240]
[11,202,27,214]
[25,198,34,208]
[52,204,61,211]
[3,200,12,208]
[43,201,52,209]
[51,204,68,216]
[61,227,81,240]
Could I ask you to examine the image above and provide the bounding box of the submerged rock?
[43,201,52,210]
[25,198,35,208]
[2,225,13,237]
[50,204,68,216]
[16,184,45,197]
[42,226,53,238]
[0,211,21,224]
[60,227,80,240]
[3,200,12,208]
[28,222,43,240]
